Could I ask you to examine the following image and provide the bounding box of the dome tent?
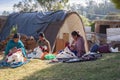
[0,10,89,52]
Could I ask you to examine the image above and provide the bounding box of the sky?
[0,0,109,15]
[0,0,22,14]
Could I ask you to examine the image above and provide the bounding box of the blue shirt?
[5,39,26,57]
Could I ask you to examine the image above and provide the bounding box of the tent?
[0,10,88,52]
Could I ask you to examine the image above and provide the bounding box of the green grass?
[0,53,120,80]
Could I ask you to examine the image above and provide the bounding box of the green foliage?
[52,2,64,11]
[13,0,39,12]
[90,22,95,32]
[111,0,120,9]
[37,0,69,11]
[10,25,18,35]
[80,15,90,26]
[14,0,69,12]
[70,1,120,20]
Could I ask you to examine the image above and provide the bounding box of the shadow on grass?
[22,53,120,80]
[22,63,86,80]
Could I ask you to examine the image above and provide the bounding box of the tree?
[13,0,40,12]
[80,15,90,26]
[70,0,120,20]
[37,0,69,11]
[111,0,120,9]
[2,11,9,16]
[13,0,69,12]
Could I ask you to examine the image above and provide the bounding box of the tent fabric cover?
[0,10,67,40]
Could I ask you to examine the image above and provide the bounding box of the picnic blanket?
[27,46,43,59]
[0,48,30,68]
[64,52,102,63]
[6,48,24,63]
[0,59,30,68]
[56,47,77,59]
[50,52,102,63]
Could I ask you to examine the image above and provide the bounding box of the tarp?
[0,10,67,40]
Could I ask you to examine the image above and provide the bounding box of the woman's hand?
[70,45,75,50]
[10,47,17,53]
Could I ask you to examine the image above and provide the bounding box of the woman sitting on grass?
[37,32,51,53]
[37,32,51,59]
[5,33,27,58]
[70,31,85,58]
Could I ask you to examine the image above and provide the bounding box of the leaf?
[111,0,120,9]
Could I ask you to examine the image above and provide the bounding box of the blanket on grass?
[0,48,30,68]
[50,52,102,63]
[0,59,30,68]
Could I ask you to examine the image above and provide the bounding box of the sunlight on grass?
[0,53,120,80]
[0,59,55,80]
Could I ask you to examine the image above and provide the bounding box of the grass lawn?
[0,53,120,80]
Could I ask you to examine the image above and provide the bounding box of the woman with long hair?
[70,31,85,57]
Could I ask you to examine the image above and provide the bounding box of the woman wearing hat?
[5,33,27,58]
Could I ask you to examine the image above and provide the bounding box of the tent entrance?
[55,33,69,52]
